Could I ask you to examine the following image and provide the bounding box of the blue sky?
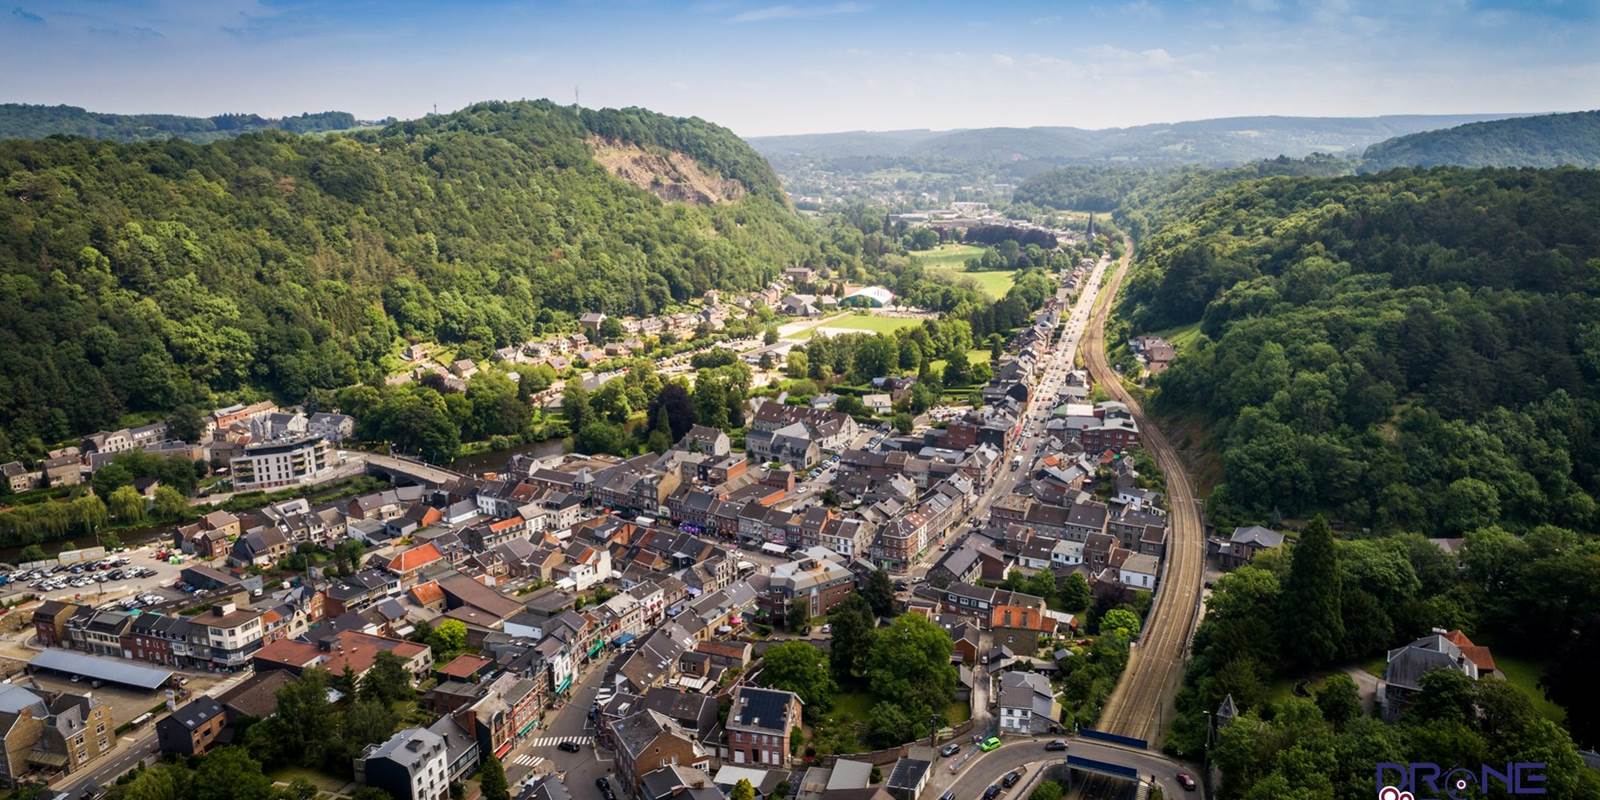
[1,0,1596,136]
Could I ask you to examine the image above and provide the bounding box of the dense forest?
[0,100,816,459]
[1169,519,1600,798]
[1120,168,1600,536]
[1362,110,1600,171]
[0,104,361,143]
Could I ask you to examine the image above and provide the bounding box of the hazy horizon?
[2,1,1598,138]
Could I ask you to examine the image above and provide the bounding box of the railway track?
[1084,238,1207,746]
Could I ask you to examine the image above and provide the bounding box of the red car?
[1176,772,1197,792]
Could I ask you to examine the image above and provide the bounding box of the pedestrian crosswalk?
[510,754,546,768]
[527,735,594,749]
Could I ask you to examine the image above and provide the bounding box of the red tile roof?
[1444,629,1497,673]
[437,654,494,680]
[388,542,444,573]
[410,581,444,606]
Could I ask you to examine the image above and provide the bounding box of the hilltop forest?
[1123,168,1600,535]
[1361,110,1600,171]
[0,100,817,457]
[0,104,361,143]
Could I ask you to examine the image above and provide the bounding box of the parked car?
[1002,772,1022,788]
[1044,740,1067,752]
[1176,773,1197,791]
[940,743,960,757]
[982,786,1001,800]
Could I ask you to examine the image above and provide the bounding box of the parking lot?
[1,543,196,608]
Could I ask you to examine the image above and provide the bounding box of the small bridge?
[365,454,465,488]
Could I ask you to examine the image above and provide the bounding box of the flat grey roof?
[30,648,174,690]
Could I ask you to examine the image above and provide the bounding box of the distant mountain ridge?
[0,103,366,143]
[749,113,1530,172]
[1360,110,1600,171]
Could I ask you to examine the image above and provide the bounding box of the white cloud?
[991,53,1015,68]
[729,2,869,23]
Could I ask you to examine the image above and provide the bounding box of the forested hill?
[1124,168,1600,536]
[1361,110,1600,170]
[0,99,812,451]
[0,103,362,143]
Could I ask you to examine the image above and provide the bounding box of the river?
[449,436,567,475]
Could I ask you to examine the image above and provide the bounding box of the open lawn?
[1495,654,1565,723]
[914,244,1017,299]
[928,348,992,375]
[784,313,926,341]
[1147,322,1204,353]
[269,766,350,795]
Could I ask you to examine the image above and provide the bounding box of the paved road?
[49,670,256,795]
[1084,238,1206,747]
[505,654,614,793]
[931,737,1192,800]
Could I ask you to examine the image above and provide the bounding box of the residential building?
[724,686,802,767]
[358,727,451,800]
[610,710,712,793]
[1209,525,1285,570]
[155,697,227,757]
[229,436,336,492]
[1380,629,1496,721]
[997,671,1057,734]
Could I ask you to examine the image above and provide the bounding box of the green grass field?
[785,313,926,341]
[1495,654,1565,723]
[928,348,992,375]
[914,244,1017,299]
[1147,322,1204,353]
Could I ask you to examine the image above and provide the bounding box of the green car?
[979,737,1002,752]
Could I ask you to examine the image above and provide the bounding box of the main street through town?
[912,241,1205,798]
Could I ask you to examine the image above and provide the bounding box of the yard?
[928,348,992,376]
[809,690,971,755]
[268,765,352,797]
[914,244,1017,299]
[1146,322,1204,354]
[1494,654,1565,723]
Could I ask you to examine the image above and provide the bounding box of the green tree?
[1442,477,1502,534]
[189,747,276,800]
[1278,515,1342,669]
[563,384,593,431]
[763,327,780,346]
[786,351,809,380]
[19,544,47,562]
[760,641,836,713]
[422,617,467,662]
[647,405,674,453]
[360,651,414,705]
[72,493,109,533]
[786,601,811,633]
[730,778,756,800]
[480,755,510,800]
[1099,608,1142,638]
[108,485,146,523]
[827,595,875,684]
[1315,673,1362,728]
[1029,781,1064,800]
[864,614,956,718]
[151,485,188,520]
[863,569,896,618]
[892,412,913,434]
[1058,573,1091,612]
